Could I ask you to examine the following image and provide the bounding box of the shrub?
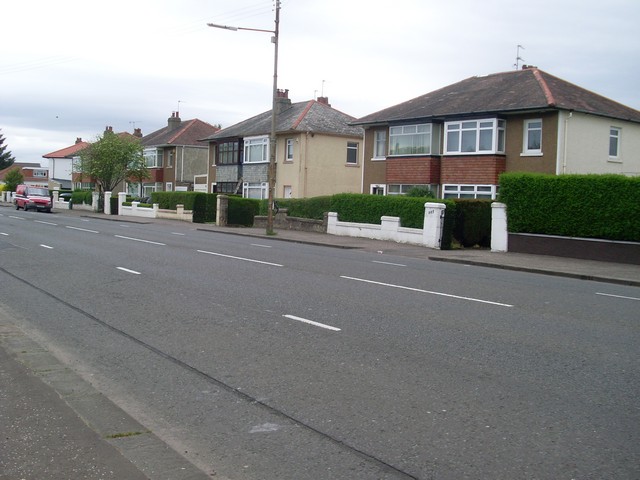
[229,197,260,226]
[71,190,93,205]
[192,193,208,223]
[151,191,202,210]
[499,173,640,241]
[452,200,492,247]
[405,186,435,198]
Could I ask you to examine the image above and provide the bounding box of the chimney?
[75,137,82,144]
[104,126,114,135]
[168,111,181,131]
[133,128,143,138]
[522,64,537,70]
[275,88,291,114]
[317,96,331,107]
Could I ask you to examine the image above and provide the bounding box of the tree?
[0,129,16,170]
[4,167,23,192]
[76,131,144,194]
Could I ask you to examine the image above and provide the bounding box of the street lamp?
[208,0,280,235]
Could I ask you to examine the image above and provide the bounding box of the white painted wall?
[558,111,640,176]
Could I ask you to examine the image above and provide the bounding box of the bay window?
[445,119,505,154]
[144,148,163,168]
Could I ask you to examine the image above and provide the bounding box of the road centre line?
[251,243,272,248]
[117,267,141,275]
[171,232,186,236]
[40,244,53,249]
[35,220,58,226]
[0,232,8,236]
[66,225,99,233]
[596,292,640,301]
[197,249,283,267]
[283,314,341,331]
[372,260,406,267]
[9,216,24,220]
[114,235,166,246]
[341,275,514,307]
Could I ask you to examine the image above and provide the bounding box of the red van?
[14,184,52,213]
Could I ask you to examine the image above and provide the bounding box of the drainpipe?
[181,146,185,183]
[561,111,572,174]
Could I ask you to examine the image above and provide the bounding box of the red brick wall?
[386,157,440,184]
[440,156,506,184]
[149,169,164,182]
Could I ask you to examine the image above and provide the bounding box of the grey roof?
[203,100,363,141]
[353,68,640,125]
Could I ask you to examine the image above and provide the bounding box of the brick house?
[0,162,49,188]
[353,66,640,199]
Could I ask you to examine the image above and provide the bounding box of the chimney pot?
[76,137,82,144]
[317,96,330,107]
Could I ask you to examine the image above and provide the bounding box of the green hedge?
[259,196,332,220]
[150,191,203,210]
[329,193,432,228]
[71,190,93,205]
[229,196,260,226]
[499,173,640,241]
[453,200,492,247]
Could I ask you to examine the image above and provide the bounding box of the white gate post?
[491,202,508,252]
[91,192,100,212]
[104,191,112,215]
[423,202,446,249]
[118,192,127,216]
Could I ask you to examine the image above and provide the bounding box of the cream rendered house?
[203,90,364,199]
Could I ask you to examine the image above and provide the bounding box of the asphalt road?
[1,208,638,479]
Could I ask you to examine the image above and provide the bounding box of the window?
[216,182,238,194]
[167,150,174,167]
[244,136,269,164]
[609,127,621,158]
[523,119,542,155]
[285,139,294,161]
[389,124,431,155]
[445,119,505,154]
[144,148,163,168]
[387,184,433,195]
[142,182,162,196]
[374,130,387,158]
[370,184,386,195]
[33,170,47,177]
[243,182,268,199]
[217,141,240,165]
[166,182,173,191]
[443,184,497,199]
[347,142,359,164]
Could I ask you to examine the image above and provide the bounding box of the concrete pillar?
[91,192,100,212]
[423,202,446,249]
[104,191,112,215]
[118,192,127,216]
[491,202,508,252]
[327,212,338,235]
[216,194,228,226]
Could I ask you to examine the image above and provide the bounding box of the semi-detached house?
[353,66,640,199]
[202,90,364,199]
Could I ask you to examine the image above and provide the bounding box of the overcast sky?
[2,0,639,164]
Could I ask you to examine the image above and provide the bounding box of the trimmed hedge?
[329,193,432,228]
[71,190,93,205]
[259,196,332,220]
[499,173,640,241]
[453,200,492,248]
[150,191,203,210]
[229,196,260,226]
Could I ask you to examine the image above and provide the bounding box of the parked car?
[14,184,52,212]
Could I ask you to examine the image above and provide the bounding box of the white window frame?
[285,138,294,161]
[442,184,497,199]
[374,130,387,159]
[166,182,173,192]
[522,119,543,155]
[346,142,359,164]
[389,124,431,156]
[609,127,621,159]
[243,136,269,164]
[445,118,505,155]
[144,148,163,168]
[33,169,47,177]
[242,182,268,199]
[370,184,386,195]
[142,182,162,196]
